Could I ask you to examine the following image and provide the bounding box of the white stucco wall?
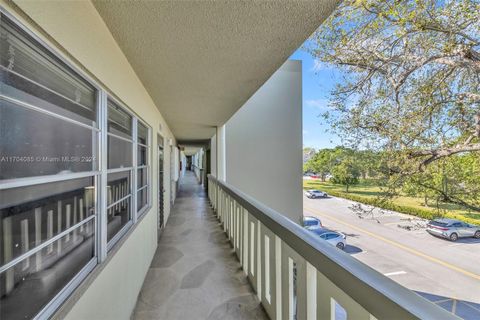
[217,125,227,181]
[1,1,176,319]
[180,150,187,177]
[210,134,217,177]
[225,60,303,224]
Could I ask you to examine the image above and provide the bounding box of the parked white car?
[307,228,347,250]
[303,216,323,228]
[426,218,480,241]
[305,189,328,199]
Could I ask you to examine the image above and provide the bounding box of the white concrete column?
[217,125,226,181]
[210,134,217,177]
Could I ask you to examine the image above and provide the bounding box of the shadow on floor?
[416,291,480,320]
[344,245,363,254]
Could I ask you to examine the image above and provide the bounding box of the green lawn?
[303,179,480,225]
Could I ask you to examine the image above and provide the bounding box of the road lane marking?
[383,271,406,276]
[304,206,480,281]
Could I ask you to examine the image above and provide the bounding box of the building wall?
[1,1,176,319]
[180,150,187,177]
[225,60,303,224]
[217,125,227,181]
[210,134,217,177]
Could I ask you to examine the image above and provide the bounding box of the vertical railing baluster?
[256,220,262,300]
[247,213,258,292]
[73,197,78,242]
[281,242,307,320]
[239,205,243,266]
[57,200,62,255]
[79,198,84,232]
[235,204,240,257]
[66,204,71,242]
[306,262,317,320]
[230,199,234,244]
[2,216,14,294]
[275,235,282,320]
[34,208,42,271]
[47,210,54,253]
[20,219,30,270]
[243,208,249,275]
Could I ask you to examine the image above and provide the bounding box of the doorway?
[157,134,165,241]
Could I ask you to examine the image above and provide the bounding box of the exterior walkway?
[132,171,268,320]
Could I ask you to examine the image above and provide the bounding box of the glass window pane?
[0,177,95,266]
[138,145,147,166]
[107,171,130,206]
[0,99,97,180]
[0,220,95,320]
[107,100,132,139]
[107,197,130,242]
[0,14,96,126]
[107,135,132,169]
[138,122,148,145]
[137,168,148,189]
[137,188,148,212]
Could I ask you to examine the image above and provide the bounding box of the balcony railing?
[207,174,458,320]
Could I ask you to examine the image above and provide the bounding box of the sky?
[289,47,342,150]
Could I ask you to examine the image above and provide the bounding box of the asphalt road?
[303,195,480,320]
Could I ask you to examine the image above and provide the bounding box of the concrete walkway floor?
[132,171,268,320]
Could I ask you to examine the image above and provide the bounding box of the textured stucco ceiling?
[183,147,201,156]
[93,0,338,140]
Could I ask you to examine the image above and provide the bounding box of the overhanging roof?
[93,0,338,140]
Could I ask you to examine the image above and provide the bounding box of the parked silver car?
[303,216,323,228]
[305,189,328,199]
[307,228,347,250]
[426,218,480,241]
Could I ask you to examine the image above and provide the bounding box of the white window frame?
[104,96,135,251]
[0,8,153,320]
[136,119,151,217]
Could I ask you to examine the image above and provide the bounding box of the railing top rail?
[207,174,458,320]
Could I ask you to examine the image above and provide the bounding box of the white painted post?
[236,205,240,254]
[275,236,282,320]
[79,198,84,232]
[306,262,317,320]
[57,200,62,255]
[3,216,14,294]
[35,208,42,271]
[243,209,249,275]
[107,186,112,216]
[66,204,71,242]
[47,210,54,253]
[84,187,94,234]
[20,219,30,270]
[265,235,271,303]
[73,197,78,242]
[257,221,262,300]
[250,220,255,278]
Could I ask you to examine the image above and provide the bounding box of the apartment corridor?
[132,171,268,320]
